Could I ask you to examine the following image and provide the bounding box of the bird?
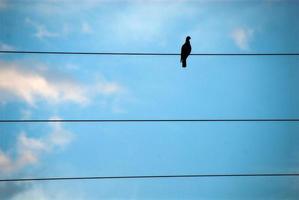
[180,36,192,68]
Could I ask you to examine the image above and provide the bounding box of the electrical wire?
[1,173,299,182]
[1,50,299,56]
[0,119,299,123]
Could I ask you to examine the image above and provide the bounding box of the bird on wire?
[180,36,192,68]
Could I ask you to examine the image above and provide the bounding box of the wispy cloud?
[31,0,104,15]
[19,1,194,46]
[0,61,124,106]
[81,21,93,34]
[0,118,73,174]
[0,0,7,9]
[264,0,283,3]
[0,42,15,50]
[10,186,85,200]
[20,109,32,120]
[0,182,28,200]
[231,27,254,50]
[0,180,85,200]
[9,183,87,200]
[25,18,60,39]
[0,63,88,105]
[111,3,186,44]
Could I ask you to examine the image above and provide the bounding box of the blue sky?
[0,0,299,199]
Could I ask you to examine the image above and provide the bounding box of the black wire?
[1,51,298,183]
[1,50,299,56]
[1,173,299,182]
[0,119,299,123]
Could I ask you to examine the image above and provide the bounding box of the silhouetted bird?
[180,36,192,68]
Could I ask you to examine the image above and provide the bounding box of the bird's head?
[186,36,191,41]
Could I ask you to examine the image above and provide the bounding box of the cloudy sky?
[0,0,299,199]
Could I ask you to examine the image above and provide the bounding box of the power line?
[1,173,299,182]
[0,119,299,123]
[1,50,299,56]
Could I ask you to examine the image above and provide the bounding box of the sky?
[0,0,299,199]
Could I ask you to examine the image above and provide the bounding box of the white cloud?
[11,186,85,200]
[0,65,87,105]
[20,1,193,45]
[81,22,93,34]
[32,0,103,14]
[0,151,12,172]
[264,0,283,2]
[0,42,15,51]
[25,18,60,39]
[231,27,254,50]
[64,63,79,70]
[111,4,181,43]
[0,118,73,174]
[0,182,27,199]
[47,116,73,147]
[21,109,32,120]
[0,61,124,106]
[0,0,7,9]
[11,187,57,200]
[95,81,123,95]
[71,1,192,46]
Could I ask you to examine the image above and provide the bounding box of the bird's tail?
[181,59,187,68]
